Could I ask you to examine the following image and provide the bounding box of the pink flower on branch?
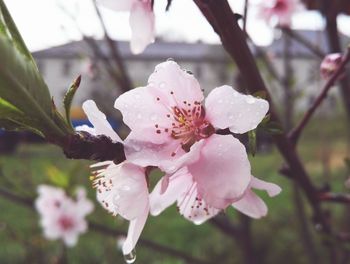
[257,0,301,27]
[35,186,94,247]
[115,60,281,222]
[98,0,155,54]
[78,100,149,256]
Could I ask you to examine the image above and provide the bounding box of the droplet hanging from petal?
[124,249,137,263]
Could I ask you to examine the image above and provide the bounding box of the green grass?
[0,114,349,263]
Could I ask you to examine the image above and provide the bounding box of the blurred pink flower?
[78,100,149,255]
[35,186,94,247]
[257,0,301,27]
[320,53,343,80]
[98,0,155,54]
[114,60,280,220]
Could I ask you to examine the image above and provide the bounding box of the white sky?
[3,0,350,51]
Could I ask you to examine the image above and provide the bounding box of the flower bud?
[320,53,343,79]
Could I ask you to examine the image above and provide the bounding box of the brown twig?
[289,47,350,144]
[281,27,326,59]
[318,192,350,204]
[48,131,126,163]
[0,188,211,264]
[92,0,133,93]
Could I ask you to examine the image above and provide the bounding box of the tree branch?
[289,47,350,144]
[92,0,133,93]
[281,27,326,59]
[318,192,350,204]
[48,131,126,163]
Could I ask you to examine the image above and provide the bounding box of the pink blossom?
[257,0,300,27]
[320,53,343,80]
[35,186,94,247]
[98,0,155,54]
[114,60,281,222]
[78,100,149,255]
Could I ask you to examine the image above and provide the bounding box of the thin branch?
[318,192,350,204]
[289,47,350,144]
[47,131,126,163]
[92,0,133,93]
[281,27,326,59]
[0,188,211,264]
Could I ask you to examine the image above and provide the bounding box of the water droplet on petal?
[124,249,136,264]
[148,81,155,88]
[159,82,166,89]
[167,58,174,62]
[121,185,131,191]
[228,114,234,120]
[218,99,223,104]
[113,194,121,205]
[137,113,142,119]
[193,220,203,225]
[246,97,256,104]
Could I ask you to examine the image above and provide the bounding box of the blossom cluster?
[35,185,94,247]
[77,60,282,256]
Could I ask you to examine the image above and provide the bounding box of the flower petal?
[149,168,192,216]
[205,85,269,134]
[232,190,267,219]
[94,162,148,220]
[251,177,281,197]
[177,181,220,224]
[148,61,204,106]
[82,100,122,142]
[122,203,149,255]
[188,134,251,209]
[129,1,154,54]
[125,133,204,173]
[97,0,133,11]
[114,86,173,144]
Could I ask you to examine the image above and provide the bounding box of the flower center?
[58,215,75,231]
[154,91,215,154]
[274,0,288,12]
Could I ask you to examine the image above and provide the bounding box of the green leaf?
[0,34,69,138]
[248,129,257,156]
[46,165,69,189]
[63,75,81,129]
[0,1,73,139]
[0,0,36,64]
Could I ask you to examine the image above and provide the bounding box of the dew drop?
[246,97,256,104]
[167,58,174,62]
[148,81,155,88]
[134,93,141,100]
[121,185,131,191]
[218,99,223,104]
[228,114,234,120]
[113,194,121,205]
[137,113,142,119]
[124,249,136,264]
[159,82,166,89]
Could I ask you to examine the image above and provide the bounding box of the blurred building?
[32,30,349,115]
